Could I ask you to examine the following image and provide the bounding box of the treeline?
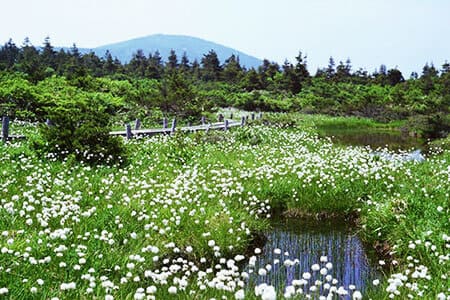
[0,37,449,135]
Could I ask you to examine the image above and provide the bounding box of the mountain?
[84,34,262,69]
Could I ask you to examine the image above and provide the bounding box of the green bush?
[404,113,450,138]
[33,94,127,164]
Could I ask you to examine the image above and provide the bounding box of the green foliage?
[0,38,448,130]
[201,50,222,81]
[33,93,127,164]
[404,113,450,138]
[163,131,198,164]
[0,72,38,118]
[160,72,211,118]
[1,116,449,298]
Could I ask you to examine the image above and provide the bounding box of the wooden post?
[125,124,132,140]
[246,115,249,121]
[251,113,255,120]
[134,119,141,130]
[171,118,177,134]
[201,116,206,125]
[259,112,263,119]
[2,116,9,143]
[230,113,233,119]
[163,117,168,129]
[241,116,246,126]
[224,119,229,131]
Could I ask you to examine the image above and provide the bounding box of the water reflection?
[247,217,377,294]
[319,128,424,151]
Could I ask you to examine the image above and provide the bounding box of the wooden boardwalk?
[2,117,249,142]
[109,120,241,137]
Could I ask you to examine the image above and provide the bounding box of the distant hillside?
[80,34,262,69]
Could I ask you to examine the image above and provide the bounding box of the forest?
[0,37,449,139]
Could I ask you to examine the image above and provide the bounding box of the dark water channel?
[248,217,378,295]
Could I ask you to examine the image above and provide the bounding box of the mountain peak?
[93,34,262,68]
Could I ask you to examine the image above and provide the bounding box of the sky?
[1,0,449,76]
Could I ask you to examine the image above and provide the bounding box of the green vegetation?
[0,38,449,139]
[0,38,449,299]
[0,118,449,299]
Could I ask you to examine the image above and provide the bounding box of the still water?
[318,128,425,151]
[247,217,378,294]
[245,128,419,296]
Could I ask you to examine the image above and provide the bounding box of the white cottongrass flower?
[258,268,267,276]
[352,290,363,300]
[437,292,446,300]
[235,289,245,299]
[284,285,295,298]
[235,254,245,261]
[311,263,320,271]
[60,282,76,290]
[261,285,276,300]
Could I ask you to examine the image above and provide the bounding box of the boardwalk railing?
[1,113,263,142]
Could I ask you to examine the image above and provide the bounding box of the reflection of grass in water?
[318,127,425,150]
[247,217,378,294]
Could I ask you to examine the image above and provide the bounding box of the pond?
[247,217,379,297]
[318,127,425,151]
[244,127,416,297]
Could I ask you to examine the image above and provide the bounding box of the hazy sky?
[1,0,449,75]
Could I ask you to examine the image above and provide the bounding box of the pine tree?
[41,36,56,71]
[242,68,262,91]
[82,51,103,77]
[146,51,163,79]
[0,39,19,70]
[17,38,44,82]
[223,54,243,83]
[103,50,117,75]
[326,56,335,80]
[180,52,190,73]
[191,59,201,80]
[166,49,178,70]
[201,50,222,81]
[128,49,147,77]
[294,51,310,89]
[387,68,404,86]
[258,59,280,90]
[421,63,438,94]
[281,60,301,94]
